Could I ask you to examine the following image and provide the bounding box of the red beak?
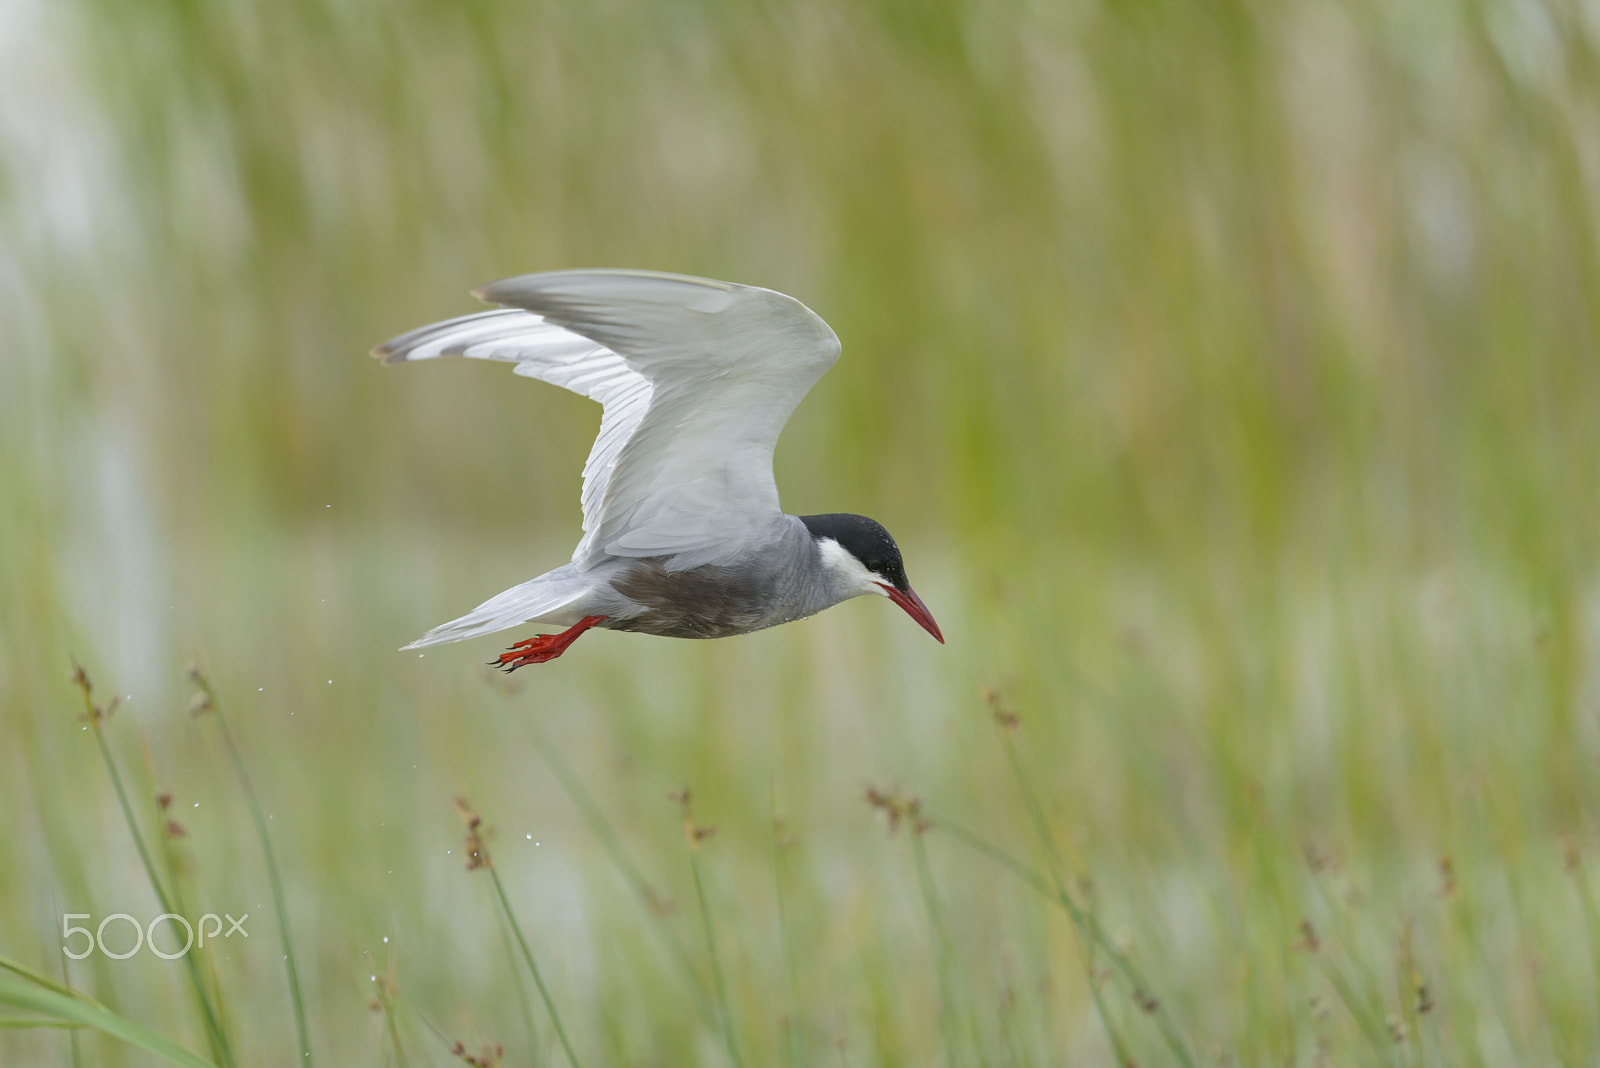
[880,584,944,644]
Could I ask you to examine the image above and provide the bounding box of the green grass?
[3,0,1600,1063]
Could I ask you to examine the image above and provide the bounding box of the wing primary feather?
[379,269,841,570]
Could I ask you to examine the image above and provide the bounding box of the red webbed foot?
[491,616,607,671]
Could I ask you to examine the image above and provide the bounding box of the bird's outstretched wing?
[373,269,840,570]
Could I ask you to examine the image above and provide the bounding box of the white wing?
[373,305,652,552]
[375,269,840,570]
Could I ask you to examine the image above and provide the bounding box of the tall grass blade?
[495,899,541,1064]
[991,712,1194,1068]
[0,966,218,1068]
[189,669,314,1065]
[508,710,720,1030]
[143,743,234,1051]
[687,847,742,1068]
[488,866,584,1068]
[770,800,805,1068]
[909,828,966,1068]
[71,665,235,1068]
[672,790,742,1068]
[54,895,83,1068]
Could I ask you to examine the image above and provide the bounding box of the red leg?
[492,616,607,671]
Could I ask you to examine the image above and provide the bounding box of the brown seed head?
[73,665,119,724]
[449,1039,503,1067]
[984,688,1021,735]
[670,788,714,852]
[454,796,491,871]
[864,786,933,835]
[864,786,904,834]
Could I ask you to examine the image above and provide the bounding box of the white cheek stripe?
[817,537,891,597]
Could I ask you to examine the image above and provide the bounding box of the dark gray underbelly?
[602,559,790,639]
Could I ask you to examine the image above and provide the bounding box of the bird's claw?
[490,616,608,672]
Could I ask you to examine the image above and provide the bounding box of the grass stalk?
[688,850,742,1068]
[56,897,83,1068]
[1570,848,1600,1053]
[674,791,743,1068]
[909,827,966,1068]
[509,712,720,1030]
[990,719,1193,1067]
[0,955,217,1068]
[71,665,236,1068]
[931,811,1179,1052]
[1303,877,1402,1066]
[143,744,235,1049]
[770,800,805,1068]
[365,949,408,1068]
[487,866,583,1068]
[494,900,541,1064]
[384,1013,407,1068]
[189,669,313,1065]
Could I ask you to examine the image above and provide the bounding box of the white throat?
[816,537,891,600]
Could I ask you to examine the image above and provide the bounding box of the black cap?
[800,513,910,592]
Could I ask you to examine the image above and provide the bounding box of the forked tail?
[401,565,591,649]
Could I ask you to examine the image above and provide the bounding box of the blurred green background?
[3,0,1599,1063]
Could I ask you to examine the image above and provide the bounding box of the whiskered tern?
[375,269,943,670]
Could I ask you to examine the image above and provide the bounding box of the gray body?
[374,270,936,653]
[562,517,841,638]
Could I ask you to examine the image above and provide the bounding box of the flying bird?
[374,269,943,670]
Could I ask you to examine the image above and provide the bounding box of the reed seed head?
[449,1039,503,1067]
[984,688,1021,735]
[70,661,120,724]
[453,796,492,870]
[669,786,714,852]
[864,786,930,835]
